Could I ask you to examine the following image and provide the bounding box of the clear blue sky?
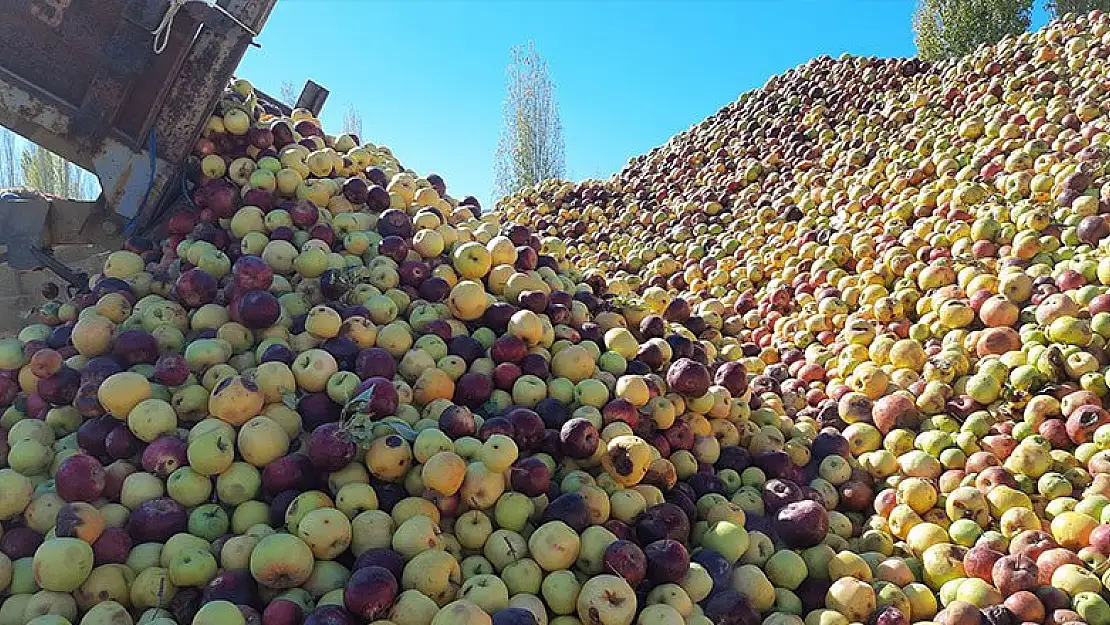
[237,1,1047,208]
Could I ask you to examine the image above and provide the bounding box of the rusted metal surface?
[0,0,277,228]
[0,197,124,268]
[152,0,275,169]
[0,198,51,269]
[296,80,330,116]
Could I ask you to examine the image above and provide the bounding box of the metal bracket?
[0,197,51,269]
[0,197,118,290]
[28,247,90,293]
[295,80,329,116]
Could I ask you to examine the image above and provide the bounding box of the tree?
[0,127,19,189]
[1046,0,1110,17]
[493,41,565,200]
[19,144,93,199]
[343,105,363,138]
[279,80,298,108]
[913,0,1033,61]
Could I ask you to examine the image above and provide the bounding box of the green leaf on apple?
[281,393,300,410]
[377,417,418,442]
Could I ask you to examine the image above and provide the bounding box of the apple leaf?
[344,416,375,449]
[349,384,376,407]
[378,417,418,442]
[338,385,376,447]
[281,393,300,410]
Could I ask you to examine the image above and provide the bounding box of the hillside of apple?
[3,8,1110,625]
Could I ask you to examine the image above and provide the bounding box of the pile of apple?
[0,77,764,625]
[493,6,1110,625]
[6,8,1110,625]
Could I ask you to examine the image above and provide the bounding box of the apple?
[401,549,461,606]
[459,573,510,613]
[91,528,132,565]
[250,534,315,589]
[528,521,580,572]
[194,600,246,625]
[509,457,551,497]
[263,598,305,625]
[126,497,188,543]
[431,600,491,625]
[343,565,398,620]
[307,423,357,472]
[33,538,94,592]
[297,507,352,559]
[293,349,339,393]
[54,502,105,544]
[576,574,636,625]
[169,546,218,587]
[55,454,105,502]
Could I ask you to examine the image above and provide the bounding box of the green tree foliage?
[1046,0,1110,17]
[914,0,1034,61]
[18,143,94,199]
[0,128,18,189]
[494,41,566,200]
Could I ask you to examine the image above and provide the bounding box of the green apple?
[169,548,217,587]
[413,429,454,464]
[701,521,749,564]
[0,470,33,521]
[402,549,462,607]
[542,569,582,615]
[219,535,258,571]
[351,510,394,556]
[577,574,636,625]
[459,573,510,613]
[461,555,495,579]
[646,583,693,617]
[393,515,441,560]
[460,463,505,511]
[1074,592,1110,625]
[187,503,229,541]
[430,599,490,625]
[732,564,775,612]
[483,529,527,572]
[193,600,245,625]
[577,525,618,575]
[639,604,684,625]
[302,560,349,598]
[250,534,314,590]
[131,567,176,610]
[610,489,648,523]
[33,538,92,592]
[801,544,836,581]
[389,589,441,625]
[529,521,580,572]
[480,435,519,473]
[455,510,493,550]
[335,483,378,519]
[502,558,544,595]
[512,375,548,407]
[291,349,339,393]
[680,562,714,603]
[77,601,132,625]
[494,492,533,532]
[765,550,807,590]
[297,507,352,560]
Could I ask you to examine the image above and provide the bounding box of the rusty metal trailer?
[0,0,326,279]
